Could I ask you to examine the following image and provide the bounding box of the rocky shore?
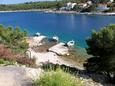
[26,34,84,70]
[0,65,110,86]
[0,33,114,86]
[0,9,115,16]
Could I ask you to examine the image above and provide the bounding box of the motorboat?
[52,36,59,42]
[67,40,75,47]
[35,32,41,36]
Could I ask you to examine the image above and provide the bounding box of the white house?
[79,1,92,8]
[66,2,77,10]
[67,2,72,7]
[97,4,110,11]
[83,3,87,8]
[87,1,92,5]
[71,3,77,9]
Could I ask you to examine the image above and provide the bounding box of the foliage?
[0,25,35,66]
[0,1,114,12]
[0,2,64,11]
[55,2,63,10]
[0,59,9,64]
[0,44,14,60]
[0,43,35,67]
[62,0,87,3]
[16,55,36,67]
[91,0,110,4]
[107,3,115,12]
[84,24,115,83]
[72,5,81,11]
[34,69,83,86]
[0,25,28,53]
[0,58,15,65]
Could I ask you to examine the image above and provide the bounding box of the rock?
[27,48,61,65]
[26,48,83,70]
[0,66,43,86]
[27,35,47,47]
[48,43,69,55]
[25,67,43,80]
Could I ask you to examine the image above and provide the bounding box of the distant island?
[0,0,115,14]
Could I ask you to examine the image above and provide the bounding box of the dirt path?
[0,66,34,86]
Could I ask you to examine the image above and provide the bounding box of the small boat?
[52,36,59,42]
[67,40,75,47]
[35,32,41,36]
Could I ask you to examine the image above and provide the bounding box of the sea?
[0,11,115,48]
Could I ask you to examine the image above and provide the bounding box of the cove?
[0,11,115,48]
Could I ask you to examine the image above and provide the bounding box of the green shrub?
[0,59,5,64]
[84,24,115,83]
[34,69,83,86]
[0,59,12,65]
[0,25,29,53]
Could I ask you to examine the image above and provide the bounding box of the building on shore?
[96,4,110,12]
[60,1,93,11]
[66,2,77,10]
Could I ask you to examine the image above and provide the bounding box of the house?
[60,1,93,11]
[78,1,92,8]
[97,4,110,11]
[66,2,77,10]
[71,3,77,9]
[87,1,92,5]
[83,3,87,8]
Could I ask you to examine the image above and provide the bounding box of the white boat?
[52,36,59,42]
[67,40,75,47]
[35,32,41,36]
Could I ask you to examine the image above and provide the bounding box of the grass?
[33,69,83,86]
[0,59,14,65]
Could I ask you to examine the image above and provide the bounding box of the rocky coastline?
[0,32,114,86]
[0,9,115,16]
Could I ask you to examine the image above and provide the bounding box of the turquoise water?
[0,12,115,48]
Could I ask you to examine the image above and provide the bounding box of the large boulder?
[0,66,43,86]
[27,36,47,47]
[48,43,69,56]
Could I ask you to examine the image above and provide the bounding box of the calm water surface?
[0,12,115,47]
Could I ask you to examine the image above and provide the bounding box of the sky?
[0,0,53,4]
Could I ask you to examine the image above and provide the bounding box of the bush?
[0,25,29,53]
[0,44,14,60]
[0,24,36,66]
[0,59,7,64]
[0,44,35,66]
[84,24,115,83]
[16,55,36,67]
[0,59,14,65]
[34,69,83,86]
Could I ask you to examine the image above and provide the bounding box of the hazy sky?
[0,0,53,4]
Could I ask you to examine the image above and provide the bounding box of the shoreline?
[0,9,115,16]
